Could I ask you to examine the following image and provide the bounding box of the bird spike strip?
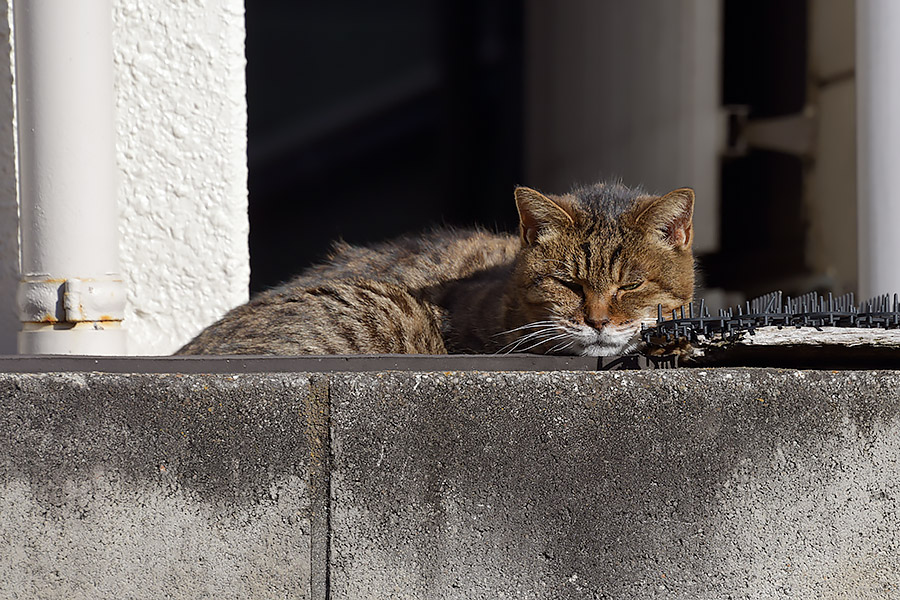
[641,291,900,346]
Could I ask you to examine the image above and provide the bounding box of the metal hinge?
[723,104,818,158]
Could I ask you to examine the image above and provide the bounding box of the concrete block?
[0,373,316,599]
[330,369,900,599]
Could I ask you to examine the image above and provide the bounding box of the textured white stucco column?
[857,0,900,300]
[112,1,249,354]
[0,0,249,355]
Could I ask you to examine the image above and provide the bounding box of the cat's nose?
[585,315,610,330]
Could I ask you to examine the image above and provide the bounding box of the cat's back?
[293,227,518,289]
[176,228,519,355]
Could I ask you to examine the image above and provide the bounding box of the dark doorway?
[701,0,810,297]
[246,1,525,293]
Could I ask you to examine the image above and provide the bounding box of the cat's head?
[507,182,695,356]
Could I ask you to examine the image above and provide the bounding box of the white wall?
[0,0,249,355]
[526,0,721,254]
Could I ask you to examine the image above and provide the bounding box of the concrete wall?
[0,1,249,355]
[3,368,899,598]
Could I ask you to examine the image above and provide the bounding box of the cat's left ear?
[515,186,576,246]
[633,188,694,250]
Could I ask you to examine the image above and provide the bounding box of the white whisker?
[497,327,560,354]
[516,332,570,354]
[547,340,575,354]
[491,320,557,338]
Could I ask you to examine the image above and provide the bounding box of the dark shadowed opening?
[246,0,524,293]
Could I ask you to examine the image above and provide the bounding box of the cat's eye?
[554,277,584,295]
[619,281,643,292]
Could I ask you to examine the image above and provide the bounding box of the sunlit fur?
[177,182,695,356]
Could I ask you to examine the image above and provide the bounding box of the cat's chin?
[576,340,640,357]
[569,327,642,357]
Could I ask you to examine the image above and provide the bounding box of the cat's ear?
[515,187,576,245]
[633,188,694,249]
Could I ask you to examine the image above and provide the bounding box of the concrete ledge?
[3,367,900,598]
[0,354,675,373]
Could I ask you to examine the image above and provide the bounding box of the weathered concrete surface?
[2,368,900,599]
[0,373,317,599]
[330,369,900,599]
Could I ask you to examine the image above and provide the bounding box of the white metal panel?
[857,0,900,299]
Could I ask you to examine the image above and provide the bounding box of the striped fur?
[176,182,695,356]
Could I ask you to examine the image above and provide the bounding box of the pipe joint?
[17,276,126,324]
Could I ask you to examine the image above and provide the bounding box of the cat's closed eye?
[554,277,584,296]
[618,281,644,292]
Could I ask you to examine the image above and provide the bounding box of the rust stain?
[41,313,58,323]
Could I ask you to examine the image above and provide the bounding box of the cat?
[176,182,695,356]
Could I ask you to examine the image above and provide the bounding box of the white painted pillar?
[13,0,126,354]
[857,0,900,300]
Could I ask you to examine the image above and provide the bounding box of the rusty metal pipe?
[13,0,126,354]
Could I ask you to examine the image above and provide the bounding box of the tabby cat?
[177,182,695,356]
